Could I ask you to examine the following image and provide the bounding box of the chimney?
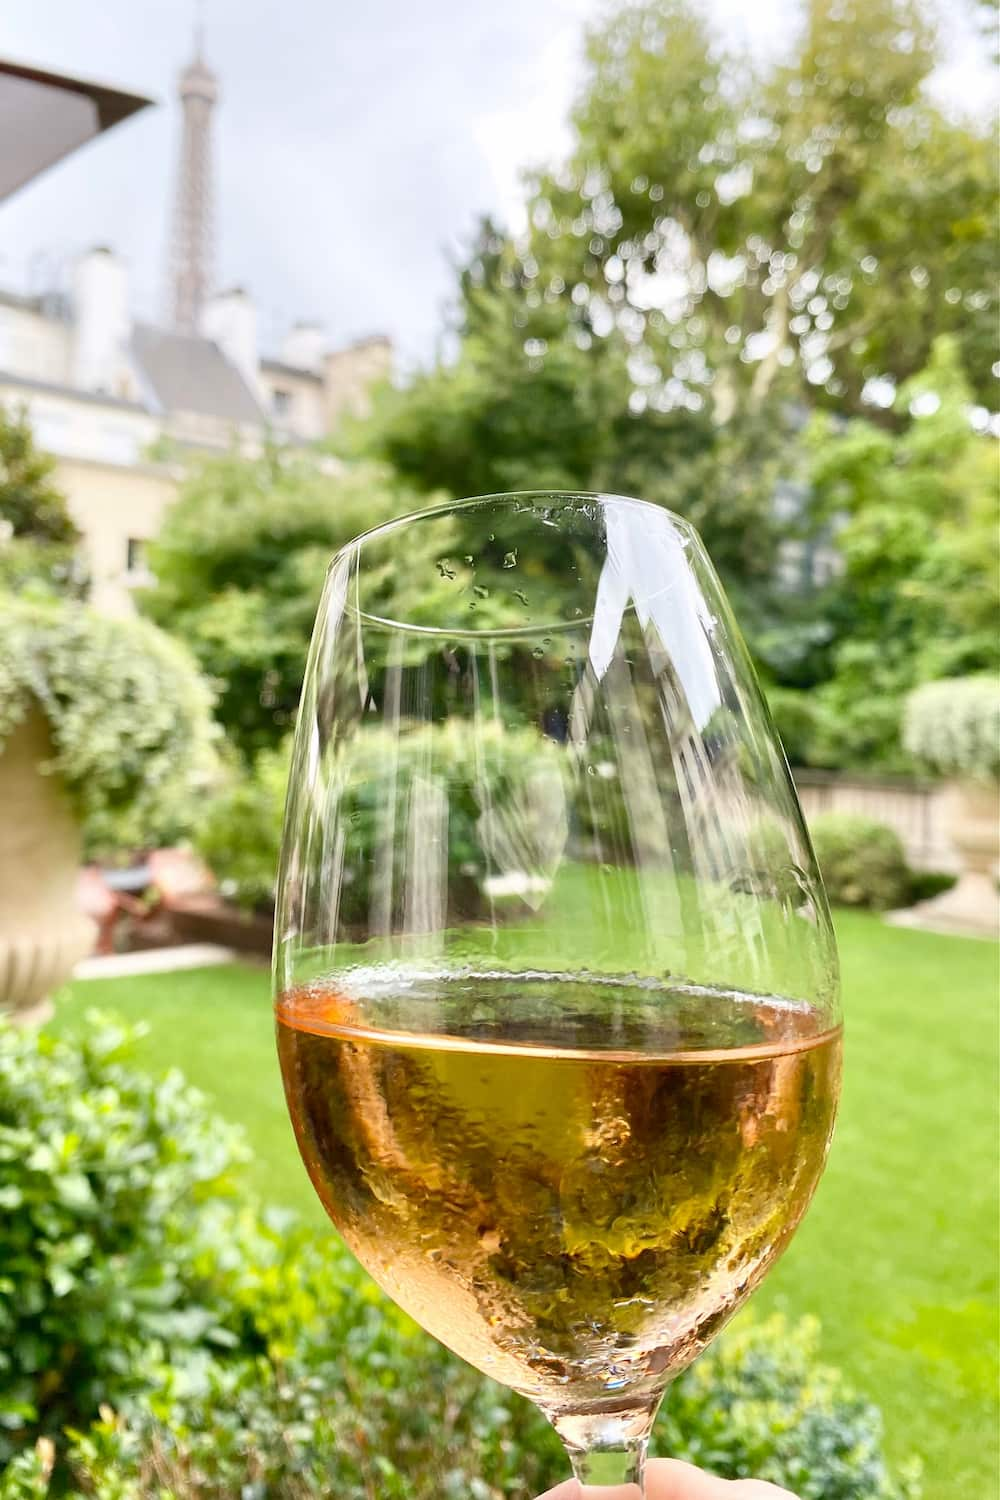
[200,286,258,391]
[323,335,393,424]
[72,247,130,393]
[281,320,325,374]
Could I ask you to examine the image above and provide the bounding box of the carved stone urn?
[0,709,95,1024]
[914,778,999,936]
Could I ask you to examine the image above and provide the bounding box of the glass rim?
[330,489,698,641]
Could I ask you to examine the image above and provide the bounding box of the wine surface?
[276,971,840,1416]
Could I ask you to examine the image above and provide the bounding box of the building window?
[126,537,147,575]
[271,387,292,418]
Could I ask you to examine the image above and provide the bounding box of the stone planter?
[905,779,999,937]
[0,709,95,1024]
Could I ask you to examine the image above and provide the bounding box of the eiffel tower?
[167,15,217,332]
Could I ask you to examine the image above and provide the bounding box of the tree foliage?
[357,0,995,722]
[365,218,789,605]
[148,0,995,777]
[770,339,1000,768]
[0,405,85,599]
[525,0,995,414]
[141,451,441,758]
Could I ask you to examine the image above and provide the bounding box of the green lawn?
[51,911,998,1500]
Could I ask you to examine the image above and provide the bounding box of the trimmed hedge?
[809,814,911,910]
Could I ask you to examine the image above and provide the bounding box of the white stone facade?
[0,248,391,615]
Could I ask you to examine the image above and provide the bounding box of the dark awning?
[0,58,154,201]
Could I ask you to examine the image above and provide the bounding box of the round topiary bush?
[808,813,911,910]
[902,677,1000,782]
[0,595,218,854]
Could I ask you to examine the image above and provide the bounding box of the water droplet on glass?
[464,554,474,565]
[473,584,489,599]
[436,558,456,580]
[586,764,597,776]
[532,645,545,658]
[513,589,529,607]
[503,549,518,568]
[487,532,495,541]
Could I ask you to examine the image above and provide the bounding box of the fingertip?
[643,1458,728,1496]
[533,1460,798,1500]
[535,1459,723,1499]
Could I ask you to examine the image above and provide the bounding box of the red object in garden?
[147,848,215,906]
[76,866,145,955]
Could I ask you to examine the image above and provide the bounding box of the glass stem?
[572,1440,647,1495]
[551,1403,658,1497]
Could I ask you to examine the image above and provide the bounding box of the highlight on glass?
[273,492,842,1493]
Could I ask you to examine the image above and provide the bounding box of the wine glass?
[273,492,841,1495]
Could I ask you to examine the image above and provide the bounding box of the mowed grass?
[51,911,998,1500]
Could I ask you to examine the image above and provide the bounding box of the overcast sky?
[2,0,992,367]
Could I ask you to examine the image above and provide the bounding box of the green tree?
[774,338,1000,768]
[0,404,85,598]
[141,450,440,757]
[526,0,995,415]
[361,0,994,633]
[365,218,789,606]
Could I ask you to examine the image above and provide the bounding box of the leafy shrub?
[0,1443,53,1500]
[766,686,823,769]
[0,597,218,855]
[0,1016,919,1499]
[0,404,86,602]
[0,539,86,603]
[140,453,446,758]
[52,1311,920,1500]
[662,1316,920,1500]
[906,869,957,905]
[195,744,289,910]
[0,1016,249,1462]
[808,814,911,910]
[903,676,1000,781]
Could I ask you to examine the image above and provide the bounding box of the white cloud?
[470,2,590,234]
